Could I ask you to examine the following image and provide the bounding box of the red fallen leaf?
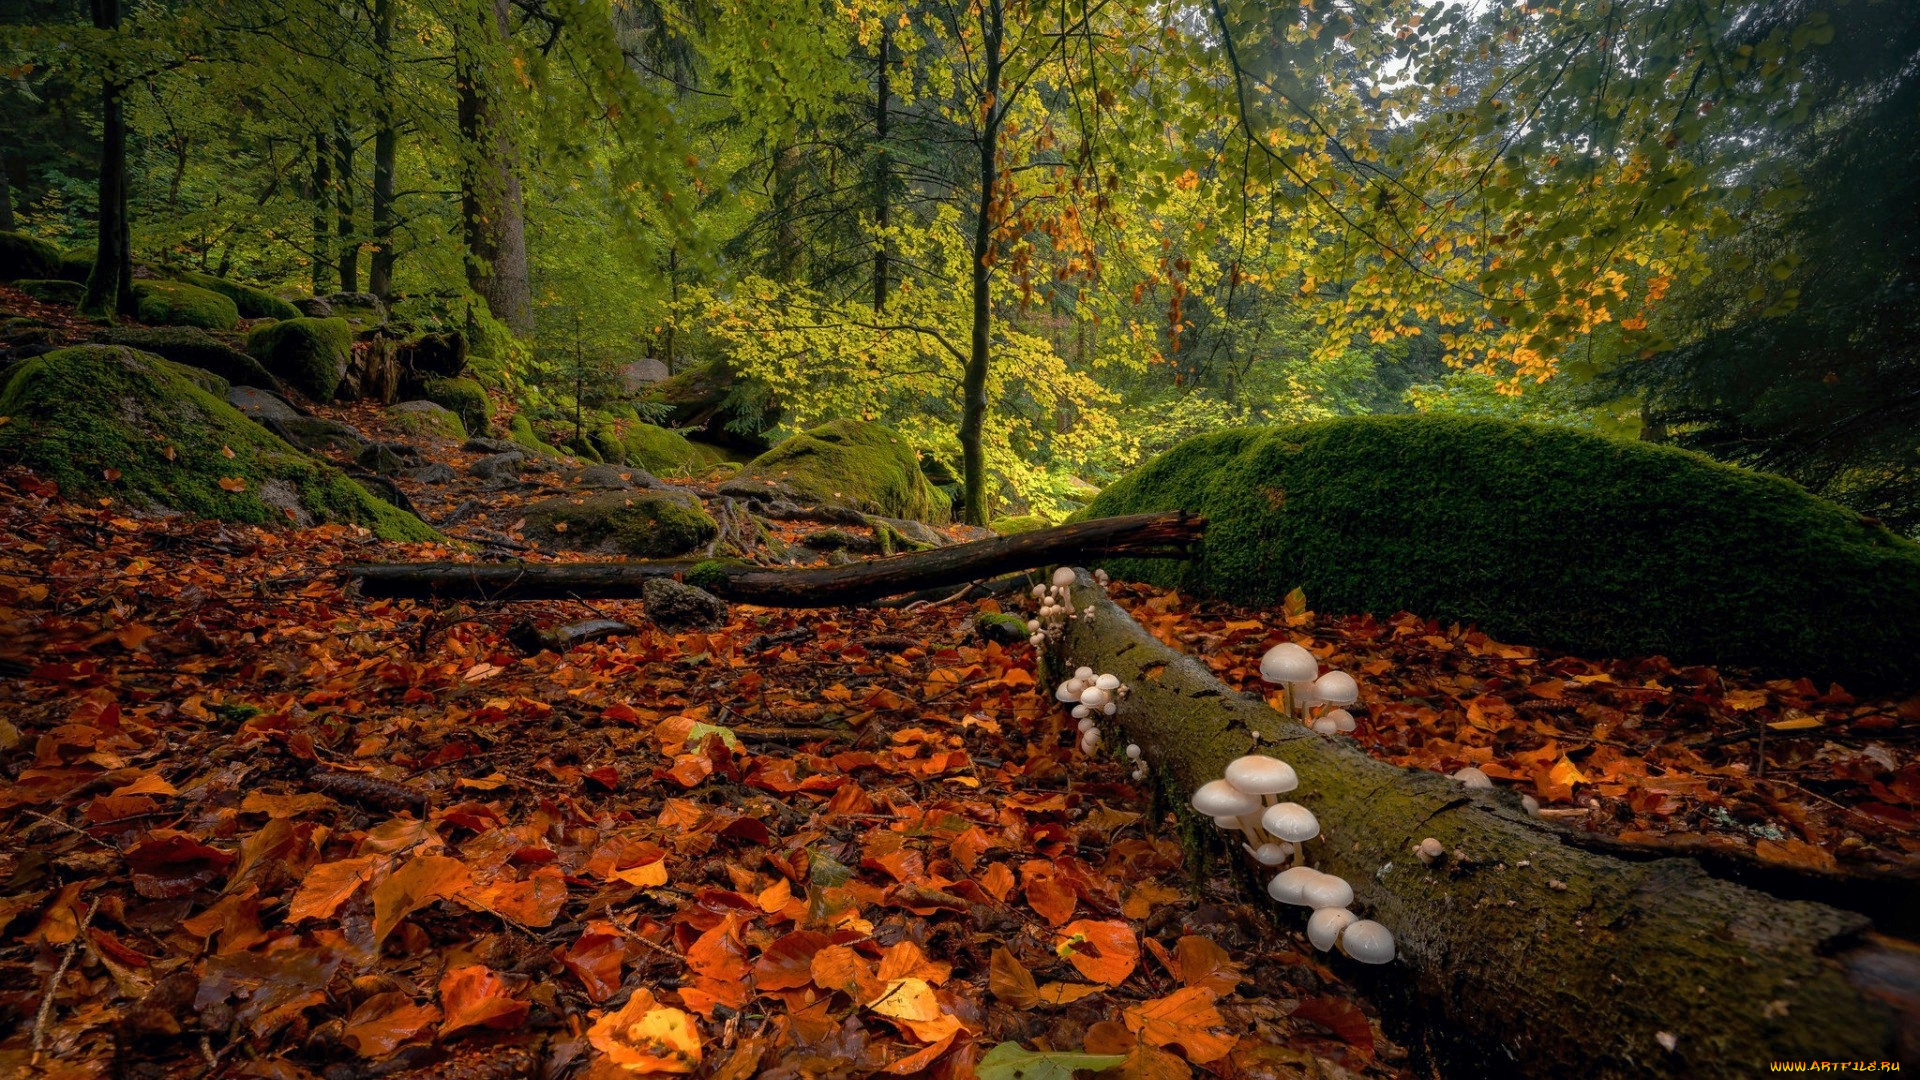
[686,916,750,984]
[439,964,530,1036]
[583,765,620,789]
[753,930,835,991]
[88,926,152,968]
[124,829,236,899]
[467,865,568,927]
[1291,995,1376,1056]
[665,753,713,788]
[341,991,441,1058]
[558,920,629,1002]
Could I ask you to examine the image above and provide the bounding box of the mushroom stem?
[1232,814,1264,849]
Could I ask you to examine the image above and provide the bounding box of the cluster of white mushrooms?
[1055,665,1129,760]
[1191,753,1396,965]
[1026,566,1108,647]
[1258,642,1359,735]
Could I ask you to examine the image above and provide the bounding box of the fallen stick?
[31,898,98,1064]
[1054,572,1916,1078]
[346,511,1203,607]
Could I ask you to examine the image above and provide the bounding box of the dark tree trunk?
[957,1,1004,526]
[368,0,397,298]
[456,0,532,336]
[772,144,802,281]
[0,149,18,232]
[311,131,335,295]
[334,129,358,293]
[81,0,134,318]
[872,30,891,313]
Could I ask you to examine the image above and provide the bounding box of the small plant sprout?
[1339,920,1396,964]
[1251,841,1295,866]
[1260,801,1321,843]
[1258,642,1319,715]
[1192,779,1264,846]
[1416,837,1445,865]
[1453,766,1494,790]
[1308,906,1358,951]
[1267,865,1322,904]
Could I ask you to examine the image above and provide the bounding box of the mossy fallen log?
[1054,572,1915,1077]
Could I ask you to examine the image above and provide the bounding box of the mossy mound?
[176,271,302,321]
[96,326,279,389]
[56,248,93,283]
[14,279,85,306]
[248,317,351,401]
[387,400,466,440]
[719,419,951,524]
[0,231,61,281]
[989,514,1051,536]
[639,360,781,451]
[424,377,491,438]
[133,280,239,331]
[1078,416,1920,690]
[620,422,707,475]
[508,414,564,458]
[520,492,716,557]
[0,346,435,541]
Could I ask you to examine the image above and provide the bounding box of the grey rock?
[390,399,453,415]
[463,436,519,455]
[561,463,659,491]
[227,385,302,422]
[293,297,333,318]
[265,416,367,454]
[323,292,386,323]
[617,358,671,392]
[870,515,949,548]
[643,577,728,631]
[404,462,457,484]
[356,441,422,474]
[468,451,528,479]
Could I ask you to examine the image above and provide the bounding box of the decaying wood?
[346,511,1203,607]
[1055,572,1917,1078]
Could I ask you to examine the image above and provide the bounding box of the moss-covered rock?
[1078,416,1920,690]
[989,514,1051,536]
[14,279,85,306]
[55,248,93,283]
[520,492,716,557]
[324,292,386,325]
[508,413,565,458]
[387,400,465,440]
[620,422,707,475]
[423,376,490,438]
[719,419,951,524]
[0,231,61,281]
[247,317,351,401]
[0,345,435,541]
[639,360,781,452]
[175,271,302,321]
[132,280,240,331]
[974,611,1031,645]
[96,326,280,389]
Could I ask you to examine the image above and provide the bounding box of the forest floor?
[1,363,1918,1079]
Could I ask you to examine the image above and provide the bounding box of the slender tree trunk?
[872,30,891,313]
[772,144,802,281]
[958,2,1004,527]
[368,0,397,299]
[456,0,532,337]
[335,129,358,293]
[81,0,134,318]
[311,131,335,295]
[0,149,14,232]
[664,245,678,374]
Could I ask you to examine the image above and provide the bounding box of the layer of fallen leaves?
[0,475,1408,1079]
[1116,584,1920,874]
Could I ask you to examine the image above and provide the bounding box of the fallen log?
[345,511,1202,607]
[1055,571,1916,1077]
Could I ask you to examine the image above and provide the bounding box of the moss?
[974,611,1030,645]
[0,231,61,281]
[387,402,466,440]
[132,280,240,331]
[247,317,352,401]
[989,514,1051,536]
[620,422,706,475]
[0,346,436,541]
[520,492,717,557]
[175,271,302,320]
[1078,415,1920,689]
[508,413,565,458]
[639,360,782,451]
[55,248,93,283]
[721,418,951,523]
[97,326,279,388]
[14,279,85,306]
[423,376,491,437]
[685,559,738,592]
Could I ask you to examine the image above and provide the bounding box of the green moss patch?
[620,422,706,475]
[508,414,564,458]
[520,492,716,557]
[56,248,93,283]
[14,279,85,306]
[0,345,436,541]
[133,280,239,331]
[1078,415,1920,689]
[720,419,951,524]
[97,326,279,388]
[0,231,61,281]
[176,271,302,320]
[423,376,491,438]
[248,317,351,401]
[989,514,1051,536]
[387,400,466,440]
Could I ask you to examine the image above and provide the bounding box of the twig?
[31,898,100,1064]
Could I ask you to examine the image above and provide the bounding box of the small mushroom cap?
[1224,755,1299,795]
[1521,794,1541,817]
[1077,717,1095,733]
[1251,842,1294,866]
[1261,801,1321,843]
[1212,815,1241,830]
[1052,566,1078,587]
[1307,907,1357,951]
[1312,670,1359,706]
[1028,633,1045,646]
[1071,704,1091,719]
[1079,686,1111,708]
[1125,744,1142,760]
[1031,584,1047,598]
[1027,619,1040,632]
[1416,837,1445,861]
[1323,708,1357,733]
[1267,865,1323,905]
[1074,666,1094,680]
[1310,716,1339,735]
[1452,766,1493,789]
[1340,920,1395,964]
[1259,642,1318,684]
[1055,681,1082,703]
[1191,778,1262,818]
[1102,701,1117,716]
[1301,873,1353,910]
[1094,673,1121,691]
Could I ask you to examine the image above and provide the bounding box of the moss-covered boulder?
[55,248,93,283]
[989,514,1051,536]
[0,346,435,540]
[132,280,240,331]
[14,279,85,306]
[423,376,490,437]
[324,292,386,325]
[507,413,564,458]
[1078,415,1920,690]
[247,317,351,401]
[719,419,950,524]
[387,400,465,440]
[0,231,61,281]
[96,325,280,389]
[175,271,302,321]
[520,492,716,557]
[620,422,708,475]
[639,360,781,452]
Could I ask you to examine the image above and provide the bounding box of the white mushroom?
[1055,681,1082,703]
[1074,666,1094,680]
[1211,815,1241,830]
[1125,744,1141,760]
[1415,837,1445,865]
[1322,708,1357,733]
[1223,755,1298,798]
[1029,633,1045,646]
[1267,865,1323,905]
[1250,842,1295,866]
[1453,766,1493,789]
[1522,795,1541,818]
[1094,673,1121,691]
[1052,566,1077,587]
[1258,642,1318,684]
[1340,920,1395,964]
[1192,779,1264,846]
[1071,704,1091,720]
[1310,716,1340,735]
[1307,907,1357,951]
[1312,670,1359,707]
[1101,702,1117,716]
[1260,802,1321,843]
[1301,873,1353,910]
[1079,685,1111,709]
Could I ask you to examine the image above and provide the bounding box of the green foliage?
[722,419,951,524]
[175,271,301,320]
[132,280,239,331]
[247,317,351,401]
[1080,416,1920,690]
[0,231,62,281]
[98,326,279,388]
[14,279,85,306]
[423,377,491,438]
[55,248,93,283]
[520,492,716,557]
[619,422,707,476]
[0,346,434,540]
[974,1042,1125,1080]
[974,612,1031,645]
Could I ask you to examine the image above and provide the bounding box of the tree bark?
[772,143,802,281]
[0,149,16,232]
[345,511,1203,607]
[368,0,397,299]
[957,1,1004,527]
[872,29,891,314]
[1055,572,1916,1076]
[81,0,134,318]
[310,130,335,295]
[456,0,532,336]
[334,128,358,294]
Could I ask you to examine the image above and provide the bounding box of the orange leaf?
[1754,837,1839,872]
[1021,863,1076,926]
[588,989,702,1074]
[980,862,1015,902]
[341,992,440,1058]
[469,866,568,927]
[440,964,529,1037]
[687,919,749,985]
[371,855,471,945]
[1125,986,1234,1063]
[217,476,246,491]
[559,921,629,1002]
[1055,920,1138,986]
[1170,936,1241,996]
[754,930,833,991]
[989,948,1040,1008]
[876,939,952,985]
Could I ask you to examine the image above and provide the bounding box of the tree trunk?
[368,0,397,299]
[958,2,1004,527]
[1055,573,1917,1076]
[456,0,532,336]
[772,143,802,281]
[345,511,1203,607]
[334,128,358,294]
[311,131,335,295]
[0,149,16,232]
[81,0,134,318]
[872,30,891,314]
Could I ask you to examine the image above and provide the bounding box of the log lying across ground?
[347,511,1203,607]
[1056,572,1917,1078]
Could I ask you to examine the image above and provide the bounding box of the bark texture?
[1056,573,1916,1076]
[456,0,532,336]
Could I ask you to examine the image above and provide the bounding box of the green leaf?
[974,1042,1128,1080]
[686,721,743,752]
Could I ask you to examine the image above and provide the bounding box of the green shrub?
[176,271,302,320]
[720,418,951,523]
[1078,416,1920,690]
[0,345,435,541]
[424,376,491,437]
[133,280,239,331]
[0,231,61,281]
[14,279,85,306]
[247,317,352,401]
